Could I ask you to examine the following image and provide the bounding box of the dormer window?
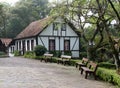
[61,23,66,31]
[53,22,59,31]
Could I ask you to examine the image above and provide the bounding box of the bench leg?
[40,58,43,62]
[85,71,88,79]
[63,61,66,66]
[57,60,59,64]
[76,63,78,68]
[93,73,97,80]
[81,69,83,74]
[79,65,81,70]
[45,59,48,63]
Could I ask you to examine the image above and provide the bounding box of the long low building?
[9,16,81,58]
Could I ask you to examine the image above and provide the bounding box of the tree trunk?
[87,46,96,61]
[113,53,120,74]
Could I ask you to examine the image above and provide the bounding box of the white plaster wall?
[72,51,79,57]
[70,38,79,50]
[60,37,64,50]
[40,24,53,36]
[66,25,78,36]
[55,37,59,50]
[38,37,49,50]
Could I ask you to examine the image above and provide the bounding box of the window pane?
[53,22,59,30]
[64,40,70,50]
[49,40,55,51]
[61,23,66,31]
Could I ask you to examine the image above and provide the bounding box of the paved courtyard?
[0,57,114,88]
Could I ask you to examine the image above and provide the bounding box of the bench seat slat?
[81,67,93,72]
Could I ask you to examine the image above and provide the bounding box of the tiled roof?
[15,16,54,39]
[0,38,12,47]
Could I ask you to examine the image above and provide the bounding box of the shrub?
[96,68,113,82]
[98,62,116,69]
[0,51,5,56]
[112,73,120,86]
[64,51,72,56]
[49,51,61,57]
[24,51,35,58]
[80,52,87,58]
[14,50,21,56]
[34,56,44,60]
[96,68,120,87]
[34,45,47,56]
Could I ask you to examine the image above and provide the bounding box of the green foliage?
[0,51,7,58]
[64,51,72,56]
[112,73,120,87]
[69,59,77,66]
[49,50,61,57]
[0,0,50,38]
[34,56,44,60]
[24,51,35,59]
[96,68,120,87]
[97,68,113,82]
[14,50,21,56]
[34,45,47,56]
[98,62,116,69]
[80,52,87,58]
[0,51,5,56]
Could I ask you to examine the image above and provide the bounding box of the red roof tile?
[0,38,12,47]
[15,16,54,39]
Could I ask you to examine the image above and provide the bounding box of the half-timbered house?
[14,16,81,57]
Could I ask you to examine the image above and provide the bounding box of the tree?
[4,0,50,38]
[0,3,11,37]
[50,0,120,73]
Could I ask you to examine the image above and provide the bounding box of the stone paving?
[0,57,115,88]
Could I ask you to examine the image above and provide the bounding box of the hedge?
[24,51,35,59]
[96,67,120,87]
[98,62,116,69]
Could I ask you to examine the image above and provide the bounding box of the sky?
[0,0,54,5]
[0,0,20,5]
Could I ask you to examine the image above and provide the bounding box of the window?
[31,40,34,50]
[64,40,70,51]
[61,23,66,31]
[53,22,59,31]
[49,39,55,51]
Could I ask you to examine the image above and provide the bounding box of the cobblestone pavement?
[0,57,114,88]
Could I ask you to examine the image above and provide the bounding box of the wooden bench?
[75,57,89,70]
[57,55,71,65]
[81,61,98,79]
[41,54,53,63]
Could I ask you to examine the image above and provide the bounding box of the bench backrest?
[61,55,71,58]
[89,61,98,72]
[44,54,53,57]
[61,55,71,61]
[82,57,89,64]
